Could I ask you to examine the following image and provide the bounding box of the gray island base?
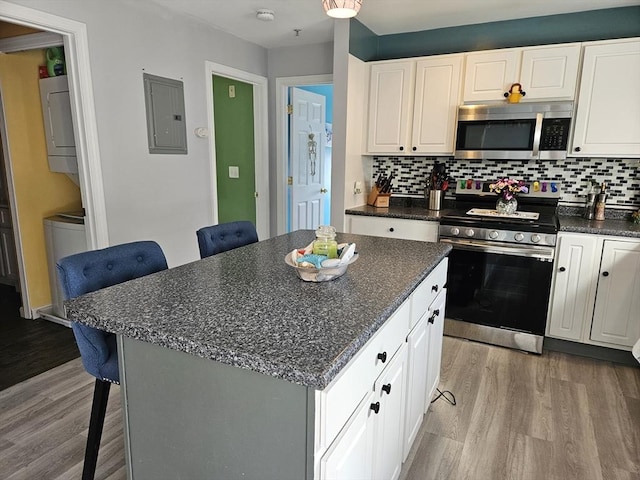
[65,231,451,479]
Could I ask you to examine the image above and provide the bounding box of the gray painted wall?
[266,42,334,235]
[4,0,267,267]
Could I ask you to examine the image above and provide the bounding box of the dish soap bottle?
[313,225,338,259]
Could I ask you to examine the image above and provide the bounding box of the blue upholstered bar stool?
[196,220,258,258]
[56,241,168,480]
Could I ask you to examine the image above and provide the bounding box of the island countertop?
[65,230,451,390]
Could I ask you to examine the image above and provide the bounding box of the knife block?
[367,186,391,208]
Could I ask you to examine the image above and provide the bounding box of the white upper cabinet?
[520,44,581,99]
[463,43,581,103]
[367,60,415,154]
[366,54,463,155]
[412,55,463,154]
[571,38,640,158]
[463,49,520,103]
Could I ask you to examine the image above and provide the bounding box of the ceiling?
[146,0,640,49]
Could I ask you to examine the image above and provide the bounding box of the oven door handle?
[440,237,555,260]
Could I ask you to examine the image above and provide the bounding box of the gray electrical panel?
[143,73,187,154]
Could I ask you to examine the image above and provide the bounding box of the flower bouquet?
[489,178,528,214]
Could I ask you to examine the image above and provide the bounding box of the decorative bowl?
[284,252,359,282]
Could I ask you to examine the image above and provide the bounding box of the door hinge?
[287,176,293,185]
[287,104,293,115]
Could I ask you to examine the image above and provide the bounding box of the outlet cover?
[228,166,239,178]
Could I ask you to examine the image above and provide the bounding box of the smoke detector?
[256,9,275,21]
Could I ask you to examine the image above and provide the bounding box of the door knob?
[320,188,328,193]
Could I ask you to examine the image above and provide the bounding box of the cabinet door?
[321,392,375,480]
[462,49,520,103]
[591,240,640,347]
[425,290,446,411]
[411,55,462,154]
[367,61,415,154]
[547,234,600,341]
[373,344,407,480]
[571,39,640,158]
[402,316,428,461]
[347,215,438,242]
[520,44,581,100]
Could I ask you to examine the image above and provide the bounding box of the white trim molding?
[0,31,63,53]
[205,61,270,240]
[275,74,333,235]
[0,1,108,317]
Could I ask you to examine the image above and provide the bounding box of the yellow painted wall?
[0,49,82,310]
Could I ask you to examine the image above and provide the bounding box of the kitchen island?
[65,230,451,480]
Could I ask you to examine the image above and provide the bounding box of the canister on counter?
[594,183,607,221]
[583,193,597,219]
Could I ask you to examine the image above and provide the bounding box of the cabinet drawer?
[348,215,438,242]
[410,257,448,329]
[319,299,410,449]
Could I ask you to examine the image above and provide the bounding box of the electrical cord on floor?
[431,388,456,406]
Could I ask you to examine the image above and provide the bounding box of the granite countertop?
[346,200,640,238]
[558,215,640,238]
[65,230,451,390]
[345,203,449,221]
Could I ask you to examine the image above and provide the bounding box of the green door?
[212,75,256,224]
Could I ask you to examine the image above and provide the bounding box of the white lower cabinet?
[373,343,407,480]
[402,314,429,461]
[321,392,376,480]
[591,239,640,347]
[347,214,439,243]
[425,290,446,410]
[318,258,448,480]
[547,233,640,350]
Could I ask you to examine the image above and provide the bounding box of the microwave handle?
[532,113,543,158]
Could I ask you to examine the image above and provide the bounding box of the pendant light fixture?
[322,0,362,19]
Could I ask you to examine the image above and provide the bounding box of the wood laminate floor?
[1,337,638,479]
[0,285,79,391]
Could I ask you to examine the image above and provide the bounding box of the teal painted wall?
[212,75,256,224]
[350,6,640,61]
[349,19,378,61]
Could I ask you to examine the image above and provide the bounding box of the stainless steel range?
[439,181,560,354]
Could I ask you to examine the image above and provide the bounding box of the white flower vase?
[496,197,518,215]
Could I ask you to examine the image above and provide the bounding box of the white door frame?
[0,1,108,318]
[275,74,332,235]
[205,62,269,240]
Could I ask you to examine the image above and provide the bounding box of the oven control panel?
[439,225,557,247]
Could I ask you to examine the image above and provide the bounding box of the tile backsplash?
[372,157,640,208]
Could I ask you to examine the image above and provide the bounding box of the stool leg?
[82,379,111,480]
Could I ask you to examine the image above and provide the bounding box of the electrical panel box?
[143,73,187,154]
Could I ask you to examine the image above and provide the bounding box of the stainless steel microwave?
[455,101,573,160]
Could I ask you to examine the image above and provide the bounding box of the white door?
[290,87,327,231]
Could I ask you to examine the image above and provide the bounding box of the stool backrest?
[57,240,168,381]
[196,221,258,259]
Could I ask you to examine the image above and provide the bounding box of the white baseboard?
[35,305,72,328]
